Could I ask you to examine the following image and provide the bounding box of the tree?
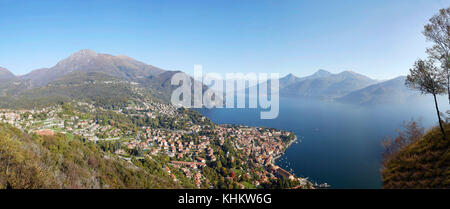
[423,7,450,103]
[382,120,424,162]
[406,59,447,139]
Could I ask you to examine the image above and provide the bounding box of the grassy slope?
[0,71,166,109]
[382,124,450,189]
[0,123,181,189]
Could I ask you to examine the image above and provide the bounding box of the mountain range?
[336,76,427,105]
[19,49,165,87]
[0,49,425,108]
[0,50,207,108]
[277,70,425,104]
[279,70,377,100]
[0,67,16,82]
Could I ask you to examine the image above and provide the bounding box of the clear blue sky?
[0,0,449,79]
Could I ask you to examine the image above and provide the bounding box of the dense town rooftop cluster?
[0,101,313,189]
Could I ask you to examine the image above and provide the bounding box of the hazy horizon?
[2,48,409,80]
[1,0,449,79]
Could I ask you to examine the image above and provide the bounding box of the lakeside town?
[0,101,314,189]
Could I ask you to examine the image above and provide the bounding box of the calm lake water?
[197,96,449,188]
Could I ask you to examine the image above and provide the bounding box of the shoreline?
[272,135,297,163]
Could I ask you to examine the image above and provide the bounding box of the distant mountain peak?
[58,49,98,64]
[71,49,97,57]
[20,49,166,87]
[280,73,298,82]
[284,73,297,79]
[336,70,375,81]
[0,66,10,73]
[339,70,356,75]
[312,69,332,77]
[54,49,98,69]
[0,67,16,81]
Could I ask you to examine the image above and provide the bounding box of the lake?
[197,96,449,188]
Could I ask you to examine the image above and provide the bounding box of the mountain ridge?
[0,67,16,82]
[19,49,165,86]
[0,50,211,108]
[1,50,423,106]
[336,76,427,105]
[279,69,377,100]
